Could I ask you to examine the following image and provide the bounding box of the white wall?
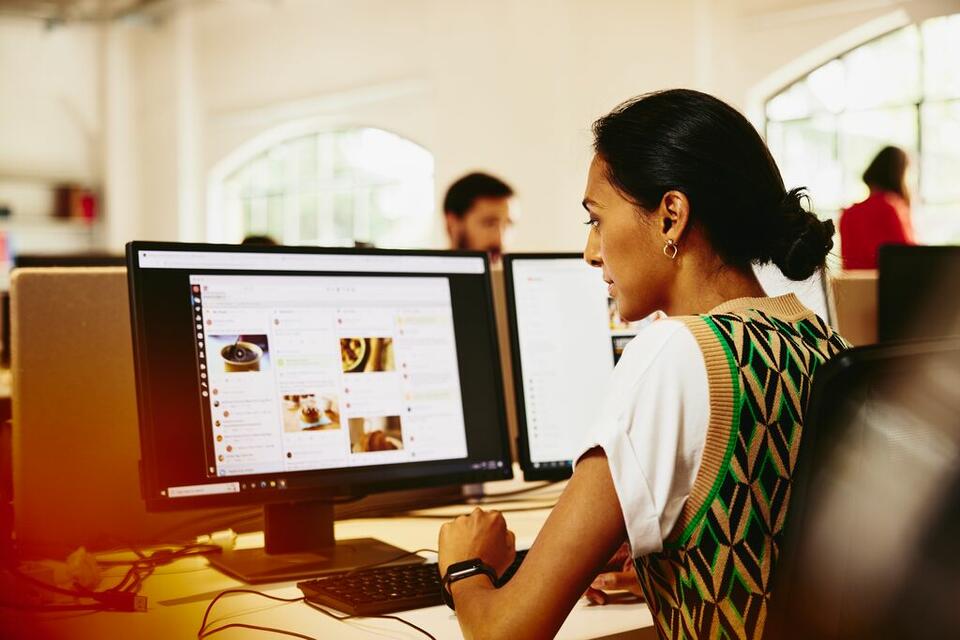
[132,0,703,252]
[4,0,960,253]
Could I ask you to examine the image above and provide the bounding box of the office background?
[2,0,959,269]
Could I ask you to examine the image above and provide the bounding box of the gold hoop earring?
[663,239,679,260]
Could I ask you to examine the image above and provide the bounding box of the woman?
[438,89,847,640]
[839,145,915,269]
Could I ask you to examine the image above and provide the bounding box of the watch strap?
[440,558,498,610]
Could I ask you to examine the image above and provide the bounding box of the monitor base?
[208,537,421,584]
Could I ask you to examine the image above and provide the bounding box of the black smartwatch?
[440,558,498,610]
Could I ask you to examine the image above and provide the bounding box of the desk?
[1,478,655,640]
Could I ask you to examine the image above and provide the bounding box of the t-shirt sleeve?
[572,319,709,558]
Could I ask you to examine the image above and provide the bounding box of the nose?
[583,228,602,268]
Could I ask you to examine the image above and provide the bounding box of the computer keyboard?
[297,549,529,616]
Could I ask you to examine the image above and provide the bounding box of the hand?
[584,541,644,605]
[439,507,516,579]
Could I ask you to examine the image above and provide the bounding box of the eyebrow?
[582,197,600,211]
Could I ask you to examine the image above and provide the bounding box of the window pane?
[921,101,960,203]
[298,194,319,243]
[843,25,921,110]
[221,127,434,246]
[767,81,814,121]
[766,61,846,121]
[922,14,960,100]
[913,203,960,244]
[767,115,843,212]
[838,107,918,206]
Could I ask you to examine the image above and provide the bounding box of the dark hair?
[862,146,909,201]
[592,89,833,281]
[442,172,514,219]
[241,234,278,246]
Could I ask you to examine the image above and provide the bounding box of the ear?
[656,190,691,245]
[445,212,461,244]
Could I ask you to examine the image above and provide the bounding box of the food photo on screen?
[281,393,341,432]
[339,337,395,373]
[349,415,404,452]
[209,334,271,372]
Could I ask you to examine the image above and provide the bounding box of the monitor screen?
[504,254,646,480]
[879,245,960,342]
[127,242,512,581]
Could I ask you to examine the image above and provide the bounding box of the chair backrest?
[11,267,242,558]
[766,339,960,640]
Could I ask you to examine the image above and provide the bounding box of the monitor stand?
[207,499,420,584]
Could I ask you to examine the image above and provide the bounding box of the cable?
[304,599,438,640]
[199,622,317,640]
[198,589,305,635]
[4,542,221,613]
[0,600,113,612]
[198,590,438,640]
[199,547,442,640]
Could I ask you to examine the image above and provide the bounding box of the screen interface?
[509,257,645,470]
[130,246,509,505]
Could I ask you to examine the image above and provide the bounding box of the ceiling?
[0,0,171,23]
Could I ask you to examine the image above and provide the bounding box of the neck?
[665,248,766,316]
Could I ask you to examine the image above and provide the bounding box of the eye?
[583,218,599,230]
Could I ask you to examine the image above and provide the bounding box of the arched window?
[765,13,960,243]
[212,127,435,247]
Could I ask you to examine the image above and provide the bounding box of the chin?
[617,300,654,323]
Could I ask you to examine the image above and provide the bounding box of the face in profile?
[446,196,513,261]
[582,155,673,321]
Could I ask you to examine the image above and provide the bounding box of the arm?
[439,448,627,640]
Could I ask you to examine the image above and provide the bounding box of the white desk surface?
[2,476,654,640]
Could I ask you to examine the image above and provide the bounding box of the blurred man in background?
[442,172,514,262]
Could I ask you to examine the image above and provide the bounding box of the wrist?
[441,557,497,610]
[450,572,496,600]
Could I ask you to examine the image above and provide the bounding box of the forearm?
[450,576,559,640]
[450,575,501,640]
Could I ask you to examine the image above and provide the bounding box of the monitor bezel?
[503,252,589,482]
[127,241,514,512]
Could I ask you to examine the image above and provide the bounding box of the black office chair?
[765,339,960,640]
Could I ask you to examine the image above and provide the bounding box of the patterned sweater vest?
[634,295,847,640]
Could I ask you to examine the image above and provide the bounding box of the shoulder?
[618,319,700,369]
[611,319,705,393]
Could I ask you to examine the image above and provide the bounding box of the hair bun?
[767,188,834,281]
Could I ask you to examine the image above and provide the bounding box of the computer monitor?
[126,242,512,583]
[503,253,646,481]
[878,245,960,342]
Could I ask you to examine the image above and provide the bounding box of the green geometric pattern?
[634,310,847,640]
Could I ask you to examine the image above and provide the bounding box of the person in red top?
[839,145,916,269]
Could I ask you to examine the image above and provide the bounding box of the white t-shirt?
[573,317,709,558]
